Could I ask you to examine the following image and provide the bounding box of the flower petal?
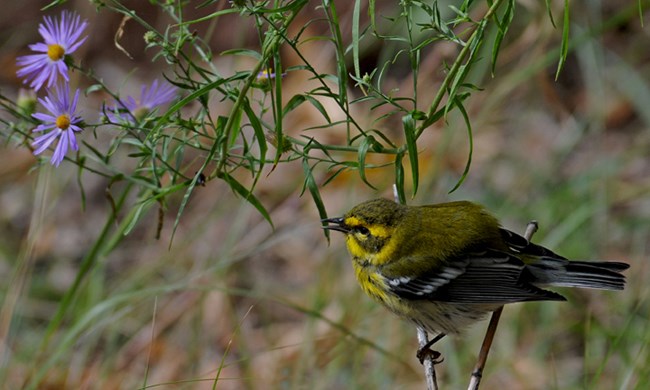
[32,129,60,155]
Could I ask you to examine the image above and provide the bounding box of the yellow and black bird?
[323,198,629,353]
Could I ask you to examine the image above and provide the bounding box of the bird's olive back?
[340,198,506,269]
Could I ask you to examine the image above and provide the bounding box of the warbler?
[323,198,629,352]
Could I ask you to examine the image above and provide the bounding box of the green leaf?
[221,48,262,60]
[227,104,243,147]
[352,0,362,82]
[639,0,645,28]
[304,95,332,123]
[220,172,274,228]
[445,19,486,116]
[358,136,377,189]
[123,198,155,235]
[242,102,267,167]
[270,51,285,166]
[448,96,473,194]
[322,166,349,187]
[402,114,419,196]
[491,0,515,76]
[76,156,86,211]
[556,0,570,80]
[302,159,329,240]
[282,93,332,123]
[544,0,557,27]
[394,152,406,205]
[283,94,306,115]
[323,2,350,112]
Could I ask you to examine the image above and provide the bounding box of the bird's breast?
[352,260,403,309]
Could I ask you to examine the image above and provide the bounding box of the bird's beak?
[321,217,349,233]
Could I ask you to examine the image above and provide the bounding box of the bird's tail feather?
[526,258,629,291]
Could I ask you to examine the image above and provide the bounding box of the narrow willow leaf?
[272,52,284,166]
[255,0,308,13]
[556,0,570,80]
[227,104,243,147]
[639,0,645,28]
[304,95,332,123]
[491,0,515,76]
[394,152,406,205]
[402,114,419,196]
[302,159,329,240]
[358,135,377,189]
[283,94,307,114]
[123,198,155,235]
[368,129,395,149]
[282,94,332,123]
[446,19,486,116]
[448,97,473,194]
[353,0,362,81]
[544,0,557,27]
[76,156,86,211]
[322,166,348,187]
[221,48,262,59]
[324,2,348,106]
[242,102,267,166]
[220,172,274,228]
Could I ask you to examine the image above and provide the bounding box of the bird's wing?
[385,250,566,304]
[499,228,565,259]
[500,228,629,290]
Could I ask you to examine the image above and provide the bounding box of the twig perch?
[417,327,439,390]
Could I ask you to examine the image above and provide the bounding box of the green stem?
[416,0,506,138]
[215,1,308,175]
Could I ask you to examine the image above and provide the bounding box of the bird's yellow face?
[323,198,408,266]
[342,215,393,258]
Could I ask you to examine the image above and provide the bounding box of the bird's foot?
[416,347,444,365]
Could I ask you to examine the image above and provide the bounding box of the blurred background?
[0,0,648,389]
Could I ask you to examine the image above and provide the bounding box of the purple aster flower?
[256,69,287,82]
[16,11,88,91]
[106,79,177,125]
[254,70,286,91]
[32,83,83,167]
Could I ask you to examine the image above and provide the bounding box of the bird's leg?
[416,333,446,365]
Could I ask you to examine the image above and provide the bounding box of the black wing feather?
[386,229,628,304]
[387,250,566,304]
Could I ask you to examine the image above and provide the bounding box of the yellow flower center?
[47,44,65,61]
[56,114,71,130]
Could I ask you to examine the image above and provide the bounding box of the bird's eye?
[355,226,370,236]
